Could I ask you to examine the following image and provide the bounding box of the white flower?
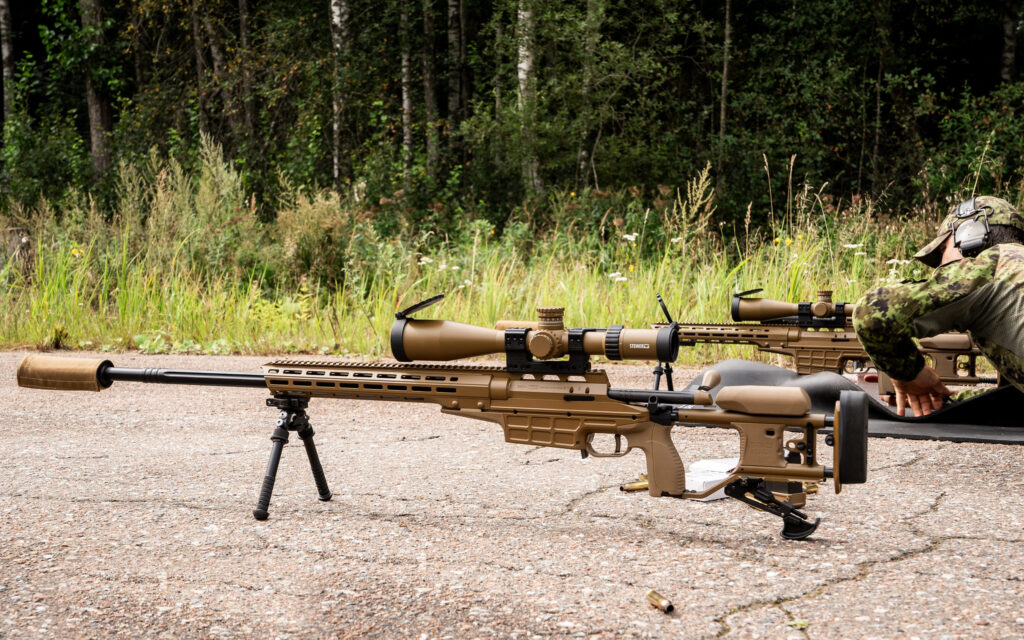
[451,265,460,271]
[622,233,638,242]
[842,243,864,249]
[463,279,473,286]
[854,251,867,256]
[885,258,911,265]
[418,256,433,265]
[614,276,628,282]
[608,272,622,278]
[438,263,447,270]
[670,236,684,243]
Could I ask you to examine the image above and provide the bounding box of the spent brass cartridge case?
[646,589,673,613]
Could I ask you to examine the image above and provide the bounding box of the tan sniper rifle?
[16,294,869,540]
[669,289,991,394]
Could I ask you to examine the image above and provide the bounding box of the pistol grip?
[625,423,685,497]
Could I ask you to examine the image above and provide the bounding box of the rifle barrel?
[103,366,268,388]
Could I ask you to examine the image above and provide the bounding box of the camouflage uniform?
[853,196,1024,393]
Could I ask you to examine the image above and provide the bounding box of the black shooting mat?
[682,359,1024,444]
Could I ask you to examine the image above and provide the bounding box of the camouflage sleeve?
[853,249,1000,381]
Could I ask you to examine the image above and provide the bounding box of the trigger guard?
[584,433,633,458]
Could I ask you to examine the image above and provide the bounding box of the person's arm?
[854,250,999,415]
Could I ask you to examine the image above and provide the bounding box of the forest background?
[0,0,1022,359]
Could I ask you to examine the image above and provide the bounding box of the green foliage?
[0,155,937,362]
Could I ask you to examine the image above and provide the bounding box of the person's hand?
[891,366,951,417]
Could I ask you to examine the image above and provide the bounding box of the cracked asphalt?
[3,352,1023,639]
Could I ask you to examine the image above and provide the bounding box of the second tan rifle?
[675,290,992,394]
[16,294,870,540]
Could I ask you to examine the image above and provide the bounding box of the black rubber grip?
[253,475,275,520]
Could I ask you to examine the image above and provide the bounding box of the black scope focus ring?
[605,325,624,360]
[655,323,680,362]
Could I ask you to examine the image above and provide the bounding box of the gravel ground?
[3,351,1023,639]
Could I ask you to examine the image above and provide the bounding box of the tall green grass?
[1,144,942,365]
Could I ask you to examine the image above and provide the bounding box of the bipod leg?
[253,424,289,521]
[296,423,333,502]
[724,478,820,541]
[252,396,333,521]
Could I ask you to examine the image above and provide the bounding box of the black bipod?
[652,293,678,391]
[724,478,820,540]
[252,395,333,520]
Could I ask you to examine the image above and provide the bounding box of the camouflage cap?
[914,195,1024,267]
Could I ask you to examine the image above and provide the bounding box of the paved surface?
[2,352,1023,639]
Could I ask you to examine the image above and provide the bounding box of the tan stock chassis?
[17,354,866,541]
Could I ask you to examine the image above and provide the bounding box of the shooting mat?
[683,359,1024,444]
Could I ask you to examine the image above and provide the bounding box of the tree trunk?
[401,3,413,185]
[1001,1,1021,82]
[576,0,603,189]
[717,0,731,185]
[191,1,209,134]
[517,0,541,194]
[0,0,13,125]
[203,13,242,139]
[422,0,439,179]
[447,0,461,125]
[330,0,351,185]
[79,0,113,175]
[238,0,254,137]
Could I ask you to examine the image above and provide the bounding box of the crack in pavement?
[712,490,949,639]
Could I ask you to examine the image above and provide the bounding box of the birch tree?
[0,0,13,125]
[516,0,540,194]
[330,0,350,185]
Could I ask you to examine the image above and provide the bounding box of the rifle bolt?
[646,589,674,613]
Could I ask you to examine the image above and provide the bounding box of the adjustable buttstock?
[17,354,112,391]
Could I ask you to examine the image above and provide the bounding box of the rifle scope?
[731,289,856,325]
[391,306,679,363]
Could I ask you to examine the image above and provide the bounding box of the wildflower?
[842,243,864,249]
[855,251,867,256]
[623,233,638,242]
[773,237,782,245]
[418,256,433,265]
[463,279,473,286]
[670,236,684,243]
[785,238,793,246]
[797,234,804,241]
[608,272,622,278]
[885,258,911,265]
[451,265,460,271]
[615,276,628,282]
[71,247,83,258]
[629,264,635,272]
[570,191,576,197]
